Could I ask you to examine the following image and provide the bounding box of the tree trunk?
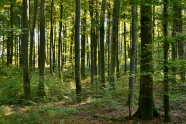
[128,0,137,117]
[107,4,111,80]
[58,3,63,79]
[89,0,95,85]
[134,0,159,120]
[29,0,38,70]
[124,15,127,75]
[81,10,86,79]
[109,0,120,89]
[99,0,106,87]
[38,0,46,97]
[22,0,31,99]
[163,0,171,122]
[49,0,53,74]
[75,0,82,96]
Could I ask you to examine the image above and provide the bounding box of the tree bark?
[109,0,120,89]
[134,0,159,120]
[128,0,137,117]
[29,0,38,70]
[22,0,31,99]
[38,0,46,97]
[99,0,106,87]
[75,0,82,95]
[163,0,171,122]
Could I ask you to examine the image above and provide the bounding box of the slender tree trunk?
[109,0,120,89]
[89,0,95,85]
[124,15,127,75]
[163,0,171,122]
[29,0,38,70]
[22,0,31,99]
[58,3,63,79]
[107,5,111,80]
[10,0,13,65]
[81,10,86,79]
[75,0,82,96]
[99,0,106,87]
[128,0,137,117]
[116,21,119,78]
[38,0,46,97]
[49,0,53,74]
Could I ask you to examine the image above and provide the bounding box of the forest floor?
[0,84,186,124]
[0,67,186,123]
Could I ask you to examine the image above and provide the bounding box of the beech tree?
[38,0,46,97]
[22,0,31,99]
[75,0,81,95]
[134,0,159,120]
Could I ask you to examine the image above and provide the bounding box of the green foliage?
[0,66,23,105]
[38,106,78,117]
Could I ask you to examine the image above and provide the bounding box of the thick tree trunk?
[134,0,159,120]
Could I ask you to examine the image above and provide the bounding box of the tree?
[109,0,120,89]
[81,9,86,79]
[75,0,81,95]
[38,0,46,97]
[163,0,171,122]
[99,0,106,87]
[29,0,38,70]
[58,2,63,79]
[49,0,54,74]
[134,0,159,120]
[22,0,31,99]
[128,0,137,117]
